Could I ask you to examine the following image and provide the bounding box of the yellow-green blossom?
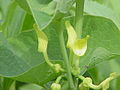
[72,35,89,56]
[33,24,48,53]
[65,21,89,56]
[65,21,77,48]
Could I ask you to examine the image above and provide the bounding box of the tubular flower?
[65,21,77,48]
[33,24,64,73]
[72,35,89,56]
[33,24,48,53]
[65,21,89,56]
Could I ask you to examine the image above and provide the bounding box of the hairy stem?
[75,0,84,39]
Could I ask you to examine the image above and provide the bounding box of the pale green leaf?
[15,0,31,14]
[26,0,55,29]
[2,2,26,37]
[19,84,45,90]
[84,0,120,30]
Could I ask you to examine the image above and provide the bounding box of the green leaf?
[19,84,45,90]
[15,0,31,14]
[26,0,75,29]
[2,78,14,90]
[0,77,14,90]
[109,0,120,14]
[0,0,11,18]
[26,0,55,29]
[0,25,63,84]
[2,2,26,37]
[44,26,63,60]
[88,60,120,90]
[61,81,69,90]
[22,13,35,31]
[88,47,120,67]
[0,77,2,90]
[0,32,43,77]
[56,0,75,13]
[84,0,120,30]
[115,76,120,90]
[80,15,120,74]
[13,61,63,85]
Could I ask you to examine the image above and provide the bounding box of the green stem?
[89,83,102,89]
[78,75,85,80]
[71,55,80,76]
[58,26,75,90]
[43,52,53,67]
[69,49,74,66]
[75,0,84,39]
[55,75,63,84]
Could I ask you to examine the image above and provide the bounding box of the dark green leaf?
[22,13,35,31]
[2,78,14,90]
[0,77,2,90]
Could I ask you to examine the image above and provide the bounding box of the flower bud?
[51,83,61,90]
[110,72,117,79]
[82,77,92,87]
[72,67,80,76]
[53,64,62,73]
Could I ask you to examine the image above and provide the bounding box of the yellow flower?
[65,21,77,48]
[72,35,89,56]
[65,21,89,56]
[33,24,48,53]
